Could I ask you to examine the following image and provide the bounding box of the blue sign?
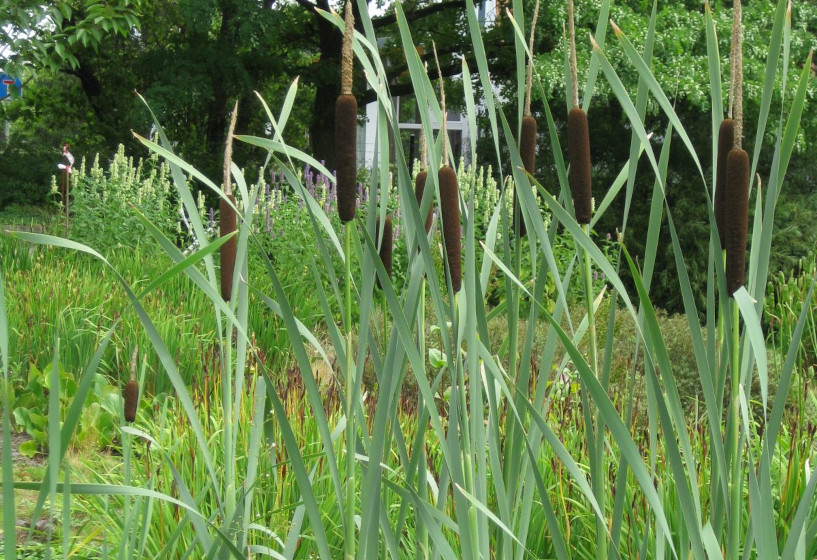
[0,74,22,100]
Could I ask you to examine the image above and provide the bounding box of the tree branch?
[372,0,466,28]
[359,57,464,104]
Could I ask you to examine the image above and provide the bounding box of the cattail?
[220,194,237,300]
[220,102,238,301]
[520,116,537,177]
[715,119,736,248]
[414,171,433,233]
[568,107,592,224]
[335,94,358,222]
[439,166,461,293]
[376,215,393,288]
[516,115,538,236]
[335,0,357,223]
[725,147,749,295]
[124,346,139,423]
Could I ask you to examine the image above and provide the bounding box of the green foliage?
[12,361,120,457]
[767,252,817,370]
[1,1,142,74]
[68,146,194,253]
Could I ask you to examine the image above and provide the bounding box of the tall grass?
[2,0,816,558]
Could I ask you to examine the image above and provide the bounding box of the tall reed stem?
[344,222,356,560]
[417,280,428,560]
[728,299,742,560]
[582,223,604,559]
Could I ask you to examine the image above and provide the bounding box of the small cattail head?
[520,116,537,175]
[715,119,736,248]
[567,107,592,224]
[335,94,358,223]
[219,194,237,300]
[439,166,461,293]
[124,380,139,423]
[376,215,393,288]
[725,147,750,296]
[414,170,433,234]
[516,115,538,236]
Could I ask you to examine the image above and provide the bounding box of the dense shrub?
[68,145,202,252]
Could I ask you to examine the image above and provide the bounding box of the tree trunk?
[309,0,343,170]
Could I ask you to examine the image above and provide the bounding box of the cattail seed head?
[715,119,735,248]
[516,115,538,236]
[376,215,393,288]
[439,166,461,293]
[520,116,537,175]
[124,380,138,422]
[219,194,237,300]
[725,147,750,296]
[414,170,433,234]
[567,107,592,224]
[335,94,358,223]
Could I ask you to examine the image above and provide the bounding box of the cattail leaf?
[581,0,614,111]
[0,270,16,560]
[567,107,592,224]
[234,136,334,183]
[613,22,705,182]
[375,215,393,287]
[749,0,788,187]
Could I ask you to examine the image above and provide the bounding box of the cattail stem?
[524,0,540,117]
[433,42,448,167]
[341,0,354,96]
[731,0,744,148]
[728,299,743,560]
[343,222,356,560]
[581,223,605,560]
[567,0,580,108]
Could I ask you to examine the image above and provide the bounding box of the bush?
[68,145,203,252]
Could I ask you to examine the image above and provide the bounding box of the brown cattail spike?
[724,147,750,295]
[414,171,433,234]
[220,103,238,300]
[124,380,138,422]
[220,194,237,300]
[124,346,139,423]
[567,107,592,224]
[335,94,358,222]
[715,119,735,248]
[376,216,393,288]
[439,166,461,293]
[516,115,538,236]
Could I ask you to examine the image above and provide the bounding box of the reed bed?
[2,0,816,558]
